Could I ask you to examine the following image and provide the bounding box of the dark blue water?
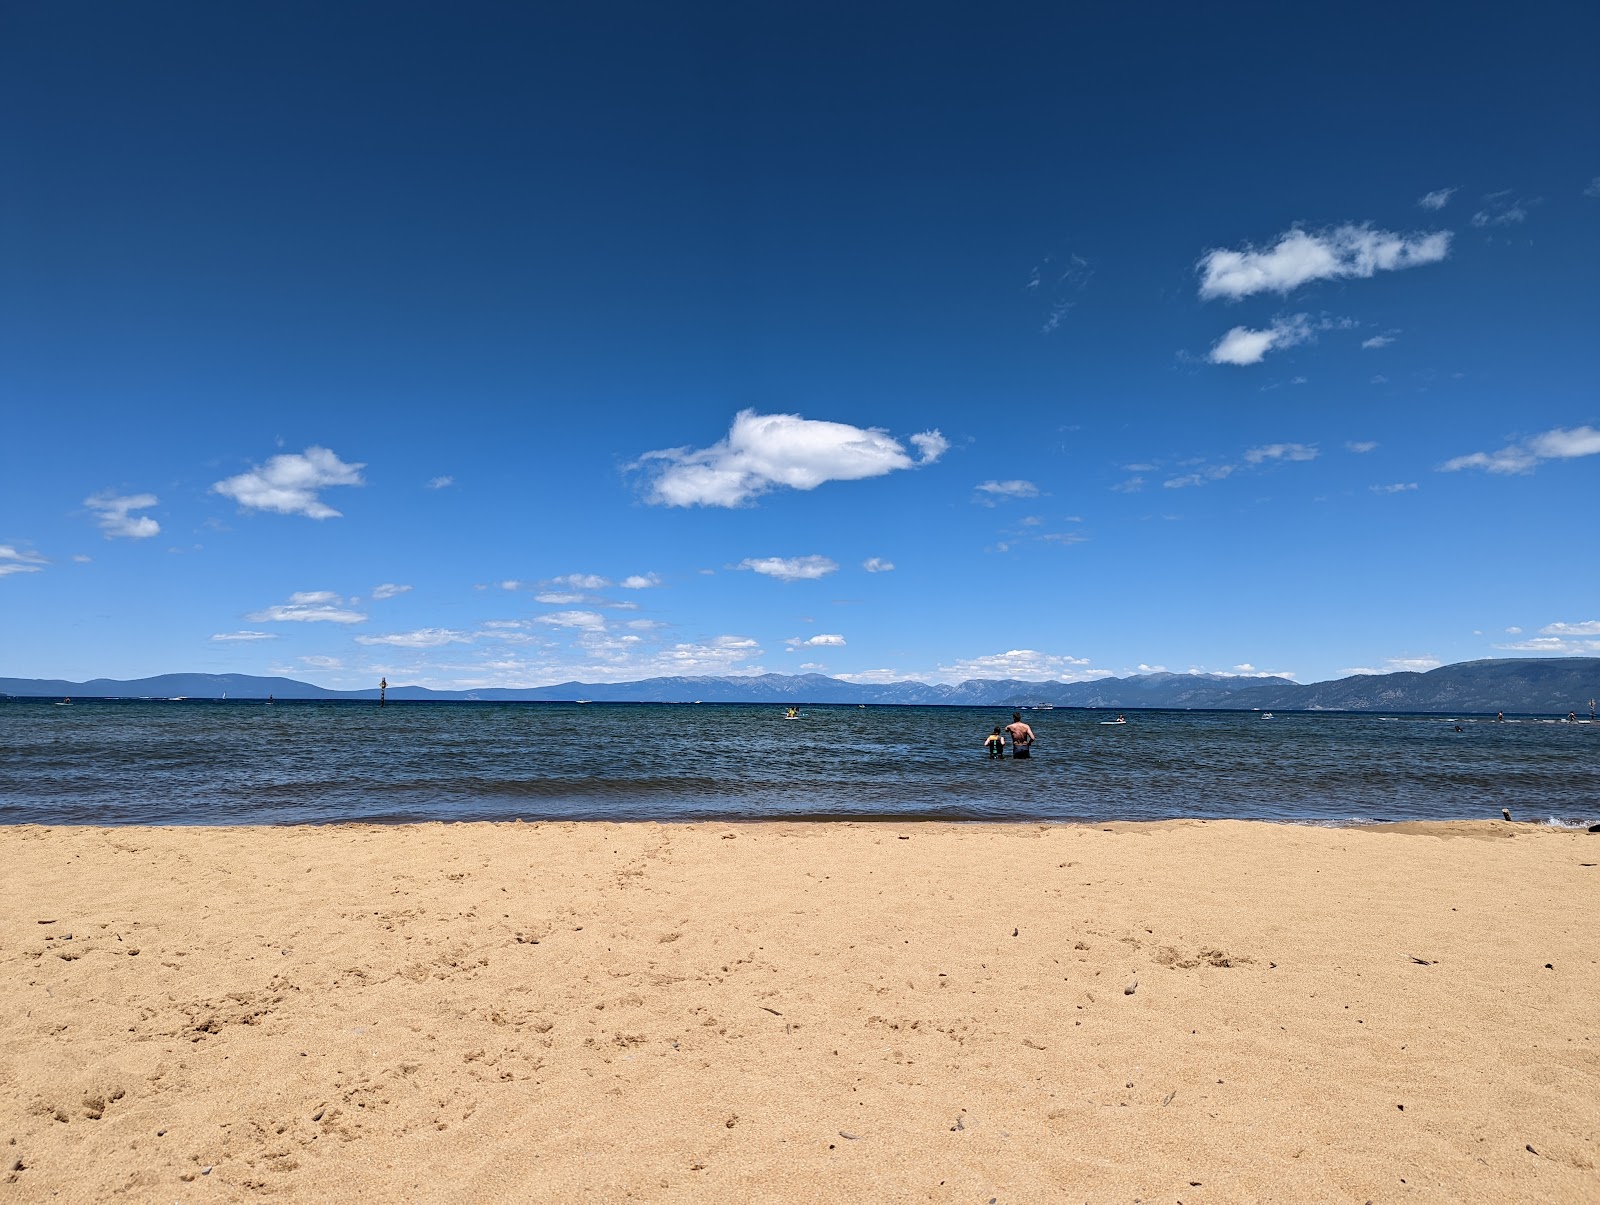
[1,698,1595,827]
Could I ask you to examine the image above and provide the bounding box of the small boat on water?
[56,697,71,706]
[784,707,800,720]
[1261,712,1274,720]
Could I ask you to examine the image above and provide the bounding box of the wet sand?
[2,819,1596,1202]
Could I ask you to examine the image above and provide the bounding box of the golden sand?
[2,819,1596,1202]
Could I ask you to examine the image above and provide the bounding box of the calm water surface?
[1,699,1595,827]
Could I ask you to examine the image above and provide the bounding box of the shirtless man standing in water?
[1005,712,1036,758]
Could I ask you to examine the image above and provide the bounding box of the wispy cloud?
[425,475,454,490]
[534,610,607,630]
[1341,656,1442,675]
[1345,440,1379,453]
[534,592,585,604]
[1110,476,1145,493]
[1441,426,1600,474]
[1417,187,1457,210]
[551,573,610,590]
[1197,224,1451,300]
[737,555,839,582]
[1244,443,1318,465]
[355,628,473,648]
[85,491,160,539]
[1585,177,1600,200]
[1027,250,1093,333]
[1208,315,1312,365]
[300,655,343,668]
[635,410,946,507]
[1163,465,1235,489]
[1494,630,1600,654]
[0,545,48,577]
[210,630,277,642]
[212,446,365,519]
[247,591,367,624]
[1361,334,1397,349]
[933,649,1110,684]
[1471,192,1534,228]
[974,479,1040,503]
[371,583,411,600]
[1371,482,1418,494]
[1541,620,1600,636]
[862,557,894,573]
[619,573,660,589]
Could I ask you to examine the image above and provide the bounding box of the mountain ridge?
[4,658,1597,714]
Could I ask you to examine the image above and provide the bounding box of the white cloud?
[300,654,344,668]
[0,545,48,577]
[1505,626,1522,635]
[1541,620,1600,637]
[1369,374,1389,385]
[862,557,894,573]
[1361,335,1396,349]
[1345,440,1379,453]
[535,610,607,630]
[1441,426,1600,474]
[1244,443,1318,465]
[212,446,365,519]
[1586,177,1600,199]
[247,591,367,624]
[355,628,473,648]
[1110,476,1145,493]
[1208,315,1312,365]
[85,491,160,539]
[1371,482,1418,494]
[72,554,92,563]
[1495,636,1600,654]
[1136,663,1167,674]
[500,580,523,591]
[737,555,838,582]
[210,630,277,642]
[426,475,454,490]
[1417,187,1457,210]
[619,573,660,589]
[787,634,846,648]
[371,583,412,600]
[910,431,950,462]
[534,592,586,604]
[637,410,946,507]
[551,573,610,590]
[974,479,1040,502]
[1197,224,1451,300]
[834,668,926,684]
[1199,663,1299,680]
[933,649,1108,683]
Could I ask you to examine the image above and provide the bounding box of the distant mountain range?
[4,658,1597,714]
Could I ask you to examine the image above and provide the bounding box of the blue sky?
[4,2,1597,688]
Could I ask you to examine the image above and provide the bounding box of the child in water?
[984,727,1006,758]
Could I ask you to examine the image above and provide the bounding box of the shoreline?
[3,818,1596,1200]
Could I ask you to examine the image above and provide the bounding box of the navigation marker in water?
[380,677,388,708]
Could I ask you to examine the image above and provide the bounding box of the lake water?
[2,698,1596,827]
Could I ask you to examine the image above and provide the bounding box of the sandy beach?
[2,819,1596,1202]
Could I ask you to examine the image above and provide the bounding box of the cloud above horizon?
[933,648,1109,684]
[246,591,367,624]
[974,479,1040,503]
[737,555,839,582]
[210,630,277,642]
[355,627,473,648]
[862,557,894,573]
[85,491,160,539]
[0,545,49,577]
[371,583,412,600]
[636,410,947,507]
[1441,426,1600,474]
[212,446,365,519]
[1197,224,1451,300]
[1417,187,1457,210]
[787,633,846,648]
